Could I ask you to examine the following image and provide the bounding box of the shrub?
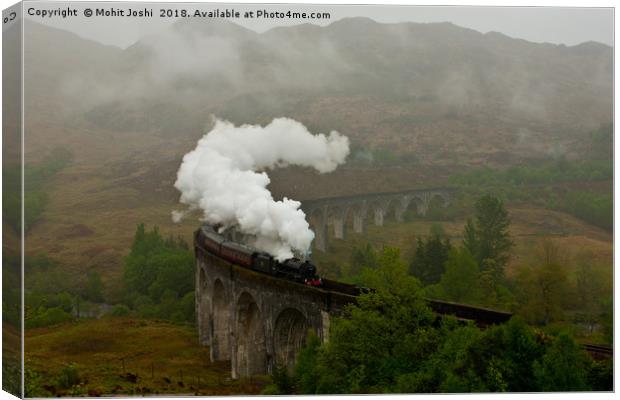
[110,304,130,317]
[533,333,590,391]
[56,364,80,389]
[26,307,72,329]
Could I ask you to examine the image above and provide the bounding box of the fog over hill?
[24,17,612,167]
[17,16,614,294]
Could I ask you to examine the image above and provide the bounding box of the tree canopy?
[291,249,610,394]
[463,195,513,281]
[122,224,195,322]
[409,233,452,286]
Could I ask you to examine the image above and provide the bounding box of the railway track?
[582,343,613,360]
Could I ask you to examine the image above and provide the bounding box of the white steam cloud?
[173,117,350,260]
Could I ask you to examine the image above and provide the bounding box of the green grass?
[25,317,269,396]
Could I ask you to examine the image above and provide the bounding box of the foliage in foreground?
[290,247,611,394]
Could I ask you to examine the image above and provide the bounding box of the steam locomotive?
[195,224,323,287]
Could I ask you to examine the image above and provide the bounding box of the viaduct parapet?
[301,187,455,252]
[195,247,357,378]
[195,238,515,379]
[195,184,612,379]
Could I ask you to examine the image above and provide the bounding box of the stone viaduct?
[195,244,359,378]
[300,187,455,252]
[194,185,611,378]
[195,234,514,379]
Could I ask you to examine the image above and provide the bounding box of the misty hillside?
[24,17,612,167]
[24,22,122,114]
[17,17,613,313]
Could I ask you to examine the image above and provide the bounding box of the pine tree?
[437,247,480,303]
[475,195,512,268]
[131,223,146,254]
[409,233,451,286]
[462,218,477,257]
[462,195,513,283]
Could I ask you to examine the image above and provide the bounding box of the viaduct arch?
[301,187,455,252]
[195,247,356,378]
[195,239,515,379]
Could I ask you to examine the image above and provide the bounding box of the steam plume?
[173,117,350,260]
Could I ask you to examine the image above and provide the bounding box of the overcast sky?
[24,1,613,49]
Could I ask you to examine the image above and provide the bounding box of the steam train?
[195,224,323,287]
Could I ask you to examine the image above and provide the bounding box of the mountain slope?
[24,18,612,167]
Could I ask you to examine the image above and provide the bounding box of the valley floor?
[24,317,266,396]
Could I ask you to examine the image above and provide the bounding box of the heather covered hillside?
[24,18,611,167]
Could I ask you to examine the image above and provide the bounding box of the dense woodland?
[25,225,195,328]
[262,196,612,393]
[342,195,612,343]
[270,276,612,393]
